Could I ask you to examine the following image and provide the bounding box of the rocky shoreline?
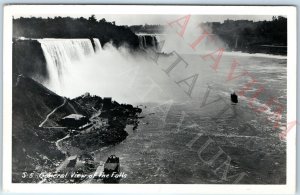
[12,76,142,183]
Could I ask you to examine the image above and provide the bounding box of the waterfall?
[143,36,147,48]
[154,34,166,52]
[138,35,158,50]
[37,38,101,93]
[138,36,145,49]
[93,38,102,52]
[151,36,157,49]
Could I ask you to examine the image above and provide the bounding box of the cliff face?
[13,40,48,83]
[12,76,142,183]
[12,76,85,182]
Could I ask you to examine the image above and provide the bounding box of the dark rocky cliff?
[13,40,48,83]
[12,76,141,183]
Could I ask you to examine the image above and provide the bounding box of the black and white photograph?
[2,5,297,194]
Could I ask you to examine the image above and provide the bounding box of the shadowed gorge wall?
[13,40,49,83]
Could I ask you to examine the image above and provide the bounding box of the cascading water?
[34,36,184,104]
[93,38,102,52]
[138,36,145,49]
[143,36,147,48]
[151,36,157,49]
[138,35,158,50]
[38,38,101,93]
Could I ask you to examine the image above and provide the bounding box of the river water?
[70,52,287,184]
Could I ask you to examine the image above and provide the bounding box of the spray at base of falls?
[37,38,171,104]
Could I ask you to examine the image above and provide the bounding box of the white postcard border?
[2,5,297,194]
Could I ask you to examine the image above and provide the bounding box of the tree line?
[209,16,287,54]
[13,15,140,49]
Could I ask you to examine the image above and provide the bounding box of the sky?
[14,14,276,26]
[96,15,275,26]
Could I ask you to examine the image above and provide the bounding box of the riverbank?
[12,76,142,183]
